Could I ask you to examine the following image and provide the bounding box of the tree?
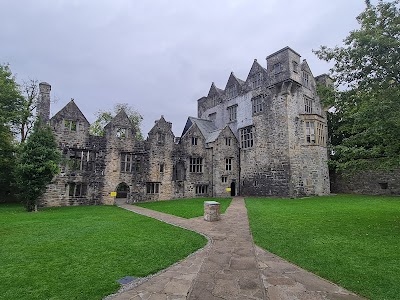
[0,64,23,199]
[18,79,41,143]
[90,103,144,140]
[0,64,24,129]
[314,0,400,171]
[15,120,61,211]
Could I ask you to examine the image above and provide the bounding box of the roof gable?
[246,59,268,81]
[224,72,244,90]
[207,82,224,98]
[51,99,89,125]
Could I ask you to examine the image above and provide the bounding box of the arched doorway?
[116,182,130,199]
[230,181,236,197]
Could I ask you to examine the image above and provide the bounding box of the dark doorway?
[116,182,130,198]
[230,181,236,196]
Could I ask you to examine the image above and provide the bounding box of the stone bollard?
[204,201,221,222]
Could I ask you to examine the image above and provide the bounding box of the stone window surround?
[252,96,263,114]
[226,85,237,99]
[195,184,208,195]
[302,71,310,87]
[225,158,233,171]
[159,163,164,173]
[157,132,166,144]
[189,157,203,173]
[225,137,231,146]
[68,182,87,197]
[146,182,160,194]
[64,119,77,131]
[69,149,95,172]
[250,72,263,89]
[192,136,198,145]
[227,105,238,122]
[304,96,313,114]
[240,126,254,149]
[116,127,127,139]
[222,176,228,183]
[301,115,326,146]
[272,62,282,75]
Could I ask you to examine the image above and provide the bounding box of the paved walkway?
[108,197,365,300]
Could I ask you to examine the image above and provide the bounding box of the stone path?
[108,197,365,300]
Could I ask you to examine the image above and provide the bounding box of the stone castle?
[38,46,330,207]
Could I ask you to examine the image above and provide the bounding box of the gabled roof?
[148,115,174,136]
[181,117,219,142]
[207,82,224,98]
[104,109,133,129]
[246,59,268,81]
[51,99,89,125]
[301,59,314,77]
[225,72,245,90]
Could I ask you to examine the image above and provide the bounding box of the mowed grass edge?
[0,204,207,300]
[245,195,400,300]
[134,197,232,218]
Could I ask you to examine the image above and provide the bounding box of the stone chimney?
[37,82,51,124]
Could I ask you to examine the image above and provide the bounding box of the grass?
[134,197,232,218]
[0,203,207,300]
[245,194,400,300]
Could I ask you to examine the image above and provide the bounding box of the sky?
[0,0,368,137]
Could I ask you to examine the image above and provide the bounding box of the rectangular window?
[240,126,254,149]
[116,128,127,138]
[304,97,313,113]
[222,176,227,183]
[68,183,87,197]
[157,132,165,144]
[69,150,93,171]
[146,182,160,194]
[251,72,263,88]
[252,97,263,114]
[305,120,326,146]
[135,160,141,172]
[211,96,218,106]
[196,185,208,195]
[225,158,232,171]
[64,120,77,131]
[302,71,309,87]
[189,157,203,173]
[227,105,237,122]
[120,153,132,172]
[226,86,237,99]
[305,121,315,143]
[192,137,198,145]
[273,63,282,75]
[292,61,298,73]
[225,137,231,146]
[208,113,216,121]
[159,163,164,173]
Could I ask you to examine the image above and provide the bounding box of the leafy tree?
[314,0,400,171]
[0,64,24,130]
[15,120,61,211]
[0,64,23,199]
[90,103,143,140]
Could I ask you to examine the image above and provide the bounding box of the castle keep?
[39,47,330,207]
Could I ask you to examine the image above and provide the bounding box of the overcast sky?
[1,0,367,136]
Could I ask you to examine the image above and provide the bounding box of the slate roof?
[181,117,221,143]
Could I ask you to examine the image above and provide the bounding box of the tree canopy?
[90,103,143,140]
[314,0,400,171]
[15,121,61,211]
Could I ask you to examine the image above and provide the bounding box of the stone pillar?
[38,82,51,124]
[204,201,220,221]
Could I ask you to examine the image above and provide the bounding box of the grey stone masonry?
[203,201,220,221]
[39,46,329,207]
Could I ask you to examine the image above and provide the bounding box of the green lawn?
[245,194,400,300]
[0,203,207,300]
[134,197,232,218]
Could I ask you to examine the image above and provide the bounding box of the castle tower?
[37,82,51,124]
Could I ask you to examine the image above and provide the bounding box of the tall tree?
[314,0,400,171]
[0,64,23,199]
[15,121,61,211]
[90,103,143,140]
[18,79,40,143]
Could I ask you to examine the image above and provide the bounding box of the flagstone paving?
[108,197,365,300]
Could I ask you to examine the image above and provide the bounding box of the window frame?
[240,126,254,149]
[189,157,203,173]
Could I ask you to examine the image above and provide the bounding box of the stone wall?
[331,169,400,195]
